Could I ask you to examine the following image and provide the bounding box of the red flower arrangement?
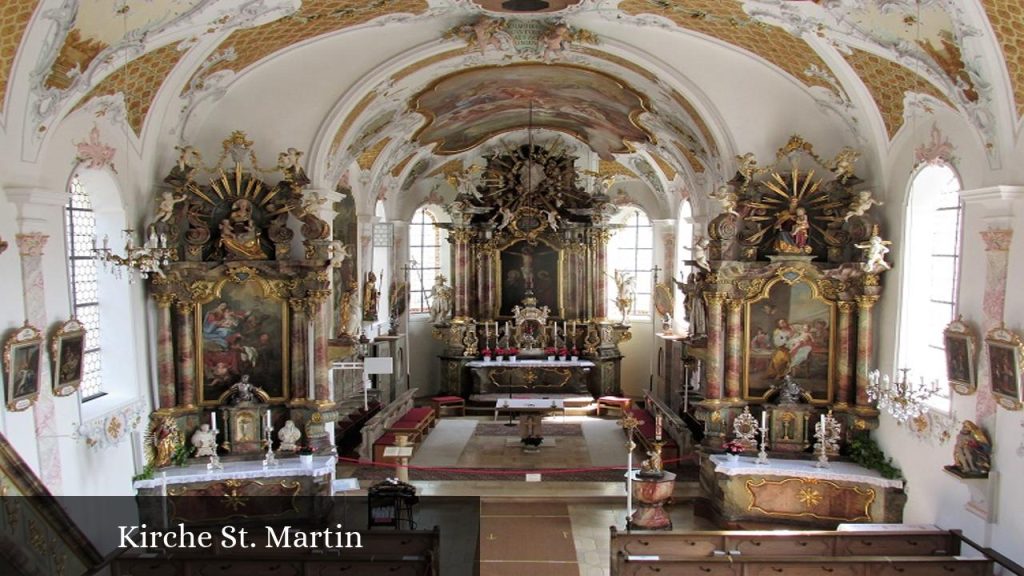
[558,347,569,357]
[494,347,508,357]
[722,440,746,455]
[482,347,492,357]
[509,347,519,356]
[544,346,557,356]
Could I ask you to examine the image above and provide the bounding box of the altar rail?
[609,528,992,576]
[359,388,418,461]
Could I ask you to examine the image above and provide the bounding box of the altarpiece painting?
[499,240,560,318]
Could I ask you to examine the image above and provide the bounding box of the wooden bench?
[359,389,418,462]
[616,554,993,576]
[432,395,466,417]
[610,528,976,576]
[597,396,632,416]
[386,407,437,444]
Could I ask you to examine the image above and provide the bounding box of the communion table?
[467,358,596,396]
[134,456,336,525]
[698,454,905,528]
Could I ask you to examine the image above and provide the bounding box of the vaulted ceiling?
[1,0,1020,209]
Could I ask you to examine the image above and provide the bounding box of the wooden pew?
[610,528,971,576]
[358,388,418,461]
[615,554,993,576]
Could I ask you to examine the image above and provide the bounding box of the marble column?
[477,244,496,319]
[563,244,579,320]
[724,298,743,399]
[153,295,177,409]
[704,292,726,400]
[592,228,611,320]
[835,301,854,408]
[450,228,473,318]
[290,304,308,400]
[314,296,331,402]
[174,300,196,407]
[854,295,879,408]
[15,232,62,492]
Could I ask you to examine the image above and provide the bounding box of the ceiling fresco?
[0,0,39,115]
[471,0,584,13]
[411,64,654,158]
[980,0,1024,118]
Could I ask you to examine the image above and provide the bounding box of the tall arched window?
[409,206,442,313]
[65,175,103,399]
[607,206,653,317]
[898,163,963,410]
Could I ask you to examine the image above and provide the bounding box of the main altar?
[432,144,631,399]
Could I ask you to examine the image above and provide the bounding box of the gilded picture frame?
[497,238,562,318]
[194,274,290,406]
[51,317,87,397]
[743,274,835,403]
[943,316,977,395]
[984,326,1023,411]
[4,324,44,412]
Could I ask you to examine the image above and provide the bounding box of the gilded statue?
[152,417,181,468]
[362,271,380,322]
[773,197,812,255]
[219,198,266,260]
[709,185,739,216]
[951,421,991,477]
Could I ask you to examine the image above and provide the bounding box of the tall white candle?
[211,411,217,432]
[655,415,662,441]
[266,409,272,431]
[819,414,825,435]
[761,411,767,434]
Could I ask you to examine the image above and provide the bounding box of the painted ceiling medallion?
[472,0,582,13]
[412,64,653,158]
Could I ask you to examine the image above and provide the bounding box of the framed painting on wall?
[4,324,43,412]
[984,326,1023,411]
[943,316,977,395]
[196,276,289,405]
[498,240,560,318]
[51,318,87,397]
[744,276,834,402]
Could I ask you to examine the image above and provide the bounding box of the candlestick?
[655,415,662,441]
[211,411,217,432]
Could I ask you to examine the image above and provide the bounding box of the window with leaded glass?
[607,206,653,316]
[65,176,104,400]
[409,207,441,314]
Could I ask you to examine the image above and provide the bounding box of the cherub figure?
[854,229,892,273]
[466,17,510,55]
[709,184,739,216]
[829,147,860,183]
[496,206,514,230]
[687,236,711,271]
[277,147,306,182]
[329,240,350,268]
[538,22,573,61]
[155,191,186,223]
[175,144,202,172]
[736,152,759,181]
[544,209,559,231]
[844,190,883,221]
[299,192,327,217]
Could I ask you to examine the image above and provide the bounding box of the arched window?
[65,175,103,399]
[898,163,963,410]
[408,206,442,314]
[607,206,653,317]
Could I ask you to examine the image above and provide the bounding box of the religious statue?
[844,190,883,221]
[612,270,635,325]
[773,197,812,254]
[950,421,991,477]
[450,16,511,55]
[227,374,265,405]
[277,419,302,452]
[219,198,266,260]
[329,240,350,269]
[674,271,707,338]
[688,236,711,271]
[151,417,181,468]
[155,191,186,223]
[709,185,739,216]
[191,423,217,457]
[855,228,892,273]
[828,146,860,183]
[362,270,380,322]
[736,152,759,181]
[277,147,306,182]
[338,282,361,338]
[429,274,453,324]
[639,445,664,477]
[774,374,804,405]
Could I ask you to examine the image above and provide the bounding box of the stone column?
[592,228,611,320]
[835,301,854,408]
[14,232,62,492]
[314,295,331,403]
[704,292,726,400]
[477,244,496,319]
[854,295,879,408]
[450,228,473,319]
[174,300,196,408]
[724,298,743,400]
[153,295,177,409]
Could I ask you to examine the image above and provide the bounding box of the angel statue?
[686,236,711,271]
[736,152,759,181]
[155,191,186,223]
[329,240,351,268]
[828,147,860,183]
[709,185,739,216]
[611,270,636,325]
[844,190,883,221]
[854,228,892,273]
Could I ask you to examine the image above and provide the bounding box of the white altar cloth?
[134,455,337,490]
[466,359,596,368]
[709,454,904,490]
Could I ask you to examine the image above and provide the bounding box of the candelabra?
[813,410,841,469]
[93,229,174,284]
[867,368,936,423]
[262,426,278,468]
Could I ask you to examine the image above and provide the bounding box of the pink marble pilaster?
[290,306,308,399]
[836,301,854,407]
[704,292,726,400]
[315,300,330,402]
[854,296,879,407]
[477,248,494,318]
[153,296,176,409]
[174,301,196,407]
[724,299,742,399]
[593,230,610,319]
[977,228,1013,419]
[451,229,471,318]
[15,233,62,493]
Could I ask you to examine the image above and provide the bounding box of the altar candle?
[211,411,217,432]
[266,409,272,431]
[761,411,767,434]
[819,414,825,435]
[655,415,662,441]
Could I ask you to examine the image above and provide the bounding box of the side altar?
[430,144,631,397]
